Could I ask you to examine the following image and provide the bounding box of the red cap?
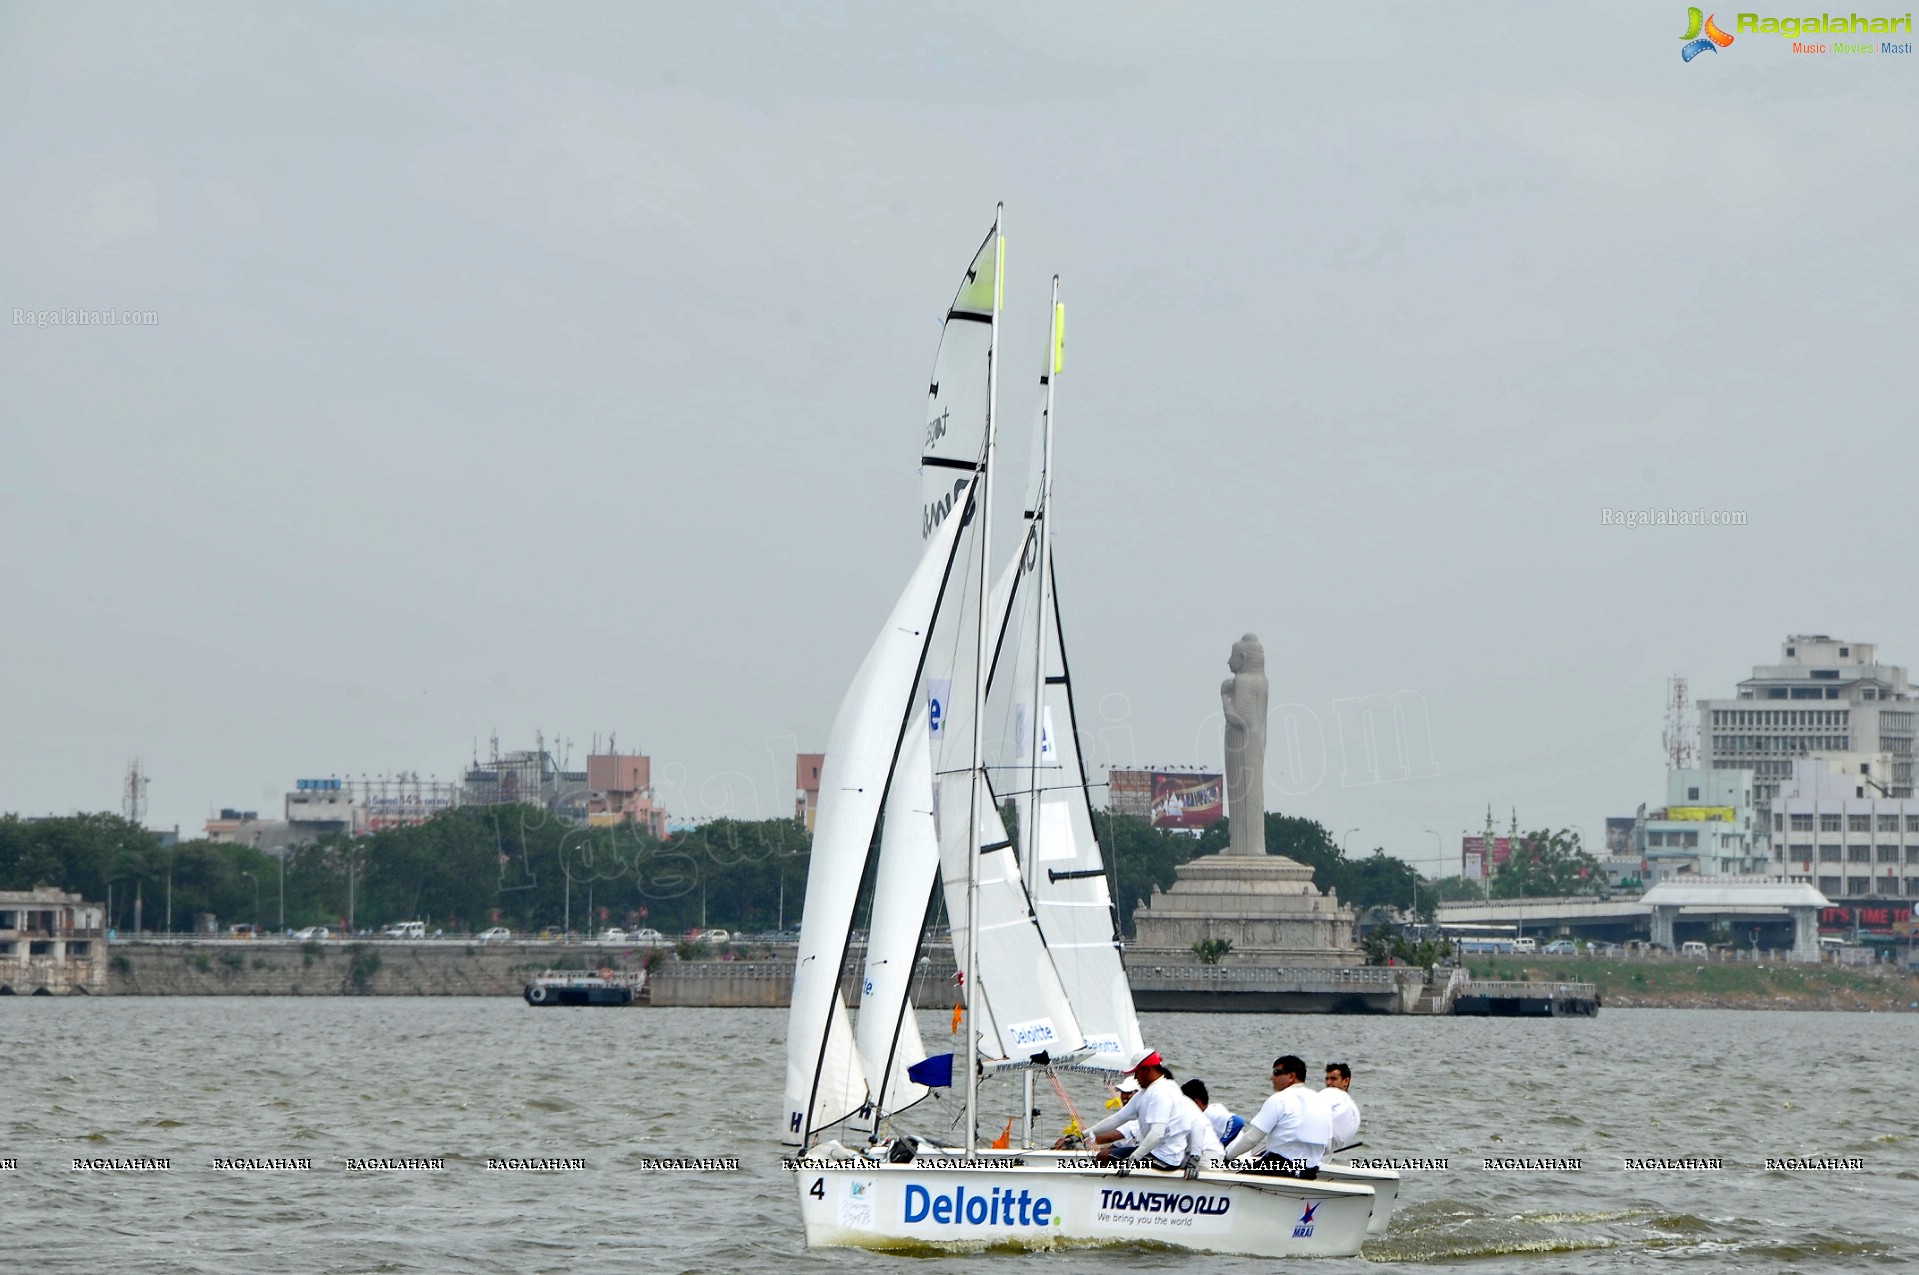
[1125,1049,1164,1073]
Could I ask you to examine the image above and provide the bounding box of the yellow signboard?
[1666,806,1735,822]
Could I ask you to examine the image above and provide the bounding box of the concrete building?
[1701,635,1917,806]
[203,809,298,853]
[1769,757,1919,903]
[212,776,461,853]
[794,753,824,831]
[284,778,358,838]
[586,752,666,837]
[0,888,106,994]
[1639,767,1764,882]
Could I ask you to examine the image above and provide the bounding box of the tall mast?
[963,203,1004,1158]
[1020,276,1061,1149]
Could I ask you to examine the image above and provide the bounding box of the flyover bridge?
[1435,879,1830,961]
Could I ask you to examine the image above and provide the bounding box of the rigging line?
[1045,546,1124,944]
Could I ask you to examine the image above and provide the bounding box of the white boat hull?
[994,1147,1400,1237]
[1316,1163,1399,1235]
[793,1161,1373,1257]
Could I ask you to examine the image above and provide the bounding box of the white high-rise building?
[1699,636,1916,807]
[1769,757,1919,902]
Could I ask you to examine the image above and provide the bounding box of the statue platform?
[1128,851,1362,968]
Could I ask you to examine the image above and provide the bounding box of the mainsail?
[984,287,1142,1073]
[844,220,1007,1133]
[992,546,1143,1070]
[919,226,1000,552]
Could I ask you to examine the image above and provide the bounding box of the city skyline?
[4,4,1914,872]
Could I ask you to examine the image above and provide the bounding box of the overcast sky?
[3,2,1914,874]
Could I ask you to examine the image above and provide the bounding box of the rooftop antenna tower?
[1662,675,1696,770]
[123,759,150,824]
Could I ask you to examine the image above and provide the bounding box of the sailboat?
[782,207,1376,1257]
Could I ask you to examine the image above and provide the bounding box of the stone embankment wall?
[104,941,630,997]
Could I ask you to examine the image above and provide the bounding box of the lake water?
[3,1000,1915,1272]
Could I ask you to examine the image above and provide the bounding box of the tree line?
[4,806,1487,938]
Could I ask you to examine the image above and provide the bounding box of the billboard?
[1150,772,1224,830]
[1604,817,1637,856]
[1819,904,1913,934]
[1107,770,1154,820]
[1665,806,1735,823]
[1107,769,1224,829]
[1462,835,1516,878]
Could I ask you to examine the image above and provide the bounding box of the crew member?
[1319,1061,1361,1154]
[1222,1054,1331,1178]
[1067,1049,1192,1172]
[1181,1078,1242,1148]
[1081,1074,1141,1155]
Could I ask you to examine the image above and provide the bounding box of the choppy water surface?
[3,1001,1915,1272]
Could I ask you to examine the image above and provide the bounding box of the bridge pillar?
[1650,905,1677,949]
[1789,907,1819,963]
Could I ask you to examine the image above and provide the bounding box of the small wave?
[1365,1235,1619,1262]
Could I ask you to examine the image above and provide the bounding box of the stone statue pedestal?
[1128,851,1360,967]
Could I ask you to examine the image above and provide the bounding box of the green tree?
[1489,828,1602,899]
[1423,874,1491,903]
[1192,937,1233,964]
[1100,813,1205,934]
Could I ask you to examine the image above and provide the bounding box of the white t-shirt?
[1122,1076,1191,1168]
[1201,1102,1236,1141]
[1318,1087,1360,1150]
[1172,1093,1225,1160]
[1248,1083,1331,1167]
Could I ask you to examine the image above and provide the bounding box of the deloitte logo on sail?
[904,1183,1055,1228]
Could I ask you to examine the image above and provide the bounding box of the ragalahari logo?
[1682,8,1737,58]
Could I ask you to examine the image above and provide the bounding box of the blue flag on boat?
[907,1053,954,1088]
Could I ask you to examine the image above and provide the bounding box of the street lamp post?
[1342,827,1359,855]
[241,871,259,931]
[278,851,285,933]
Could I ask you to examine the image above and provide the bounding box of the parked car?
[696,928,732,945]
[1510,937,1536,953]
[383,921,426,940]
[292,926,330,941]
[1680,940,1709,958]
[597,928,629,943]
[1542,939,1577,955]
[630,928,668,946]
[475,927,513,943]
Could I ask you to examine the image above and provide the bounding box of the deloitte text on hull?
[904,1183,1055,1229]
